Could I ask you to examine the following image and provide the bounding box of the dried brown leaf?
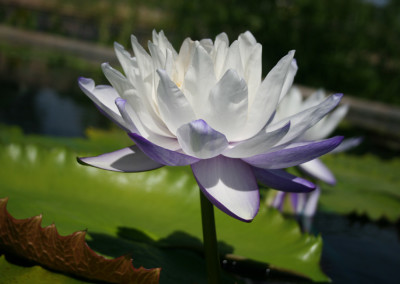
[0,197,160,284]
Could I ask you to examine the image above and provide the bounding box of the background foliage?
[2,0,399,105]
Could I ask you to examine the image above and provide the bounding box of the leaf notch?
[0,197,160,284]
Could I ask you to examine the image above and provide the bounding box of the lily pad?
[319,154,400,222]
[0,126,329,282]
[0,255,84,284]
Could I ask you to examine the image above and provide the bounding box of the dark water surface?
[314,212,400,284]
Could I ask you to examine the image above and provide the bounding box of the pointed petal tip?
[115,97,126,105]
[192,157,260,222]
[101,62,110,68]
[291,58,298,69]
[297,178,317,192]
[156,68,167,77]
[333,135,345,146]
[333,93,344,101]
[76,156,87,166]
[78,76,92,85]
[328,179,336,186]
[199,185,258,222]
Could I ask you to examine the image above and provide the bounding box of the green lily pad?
[319,154,400,222]
[0,255,85,284]
[0,126,329,282]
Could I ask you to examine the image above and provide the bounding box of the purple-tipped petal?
[243,136,344,169]
[191,156,260,222]
[176,119,229,159]
[223,122,290,158]
[253,168,315,193]
[303,186,321,217]
[272,93,343,145]
[298,158,336,185]
[330,137,363,154]
[290,193,300,213]
[115,98,140,134]
[271,191,286,211]
[77,145,163,172]
[129,133,200,166]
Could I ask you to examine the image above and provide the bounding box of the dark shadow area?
[314,211,400,284]
[1,251,36,267]
[87,227,314,284]
[87,229,228,284]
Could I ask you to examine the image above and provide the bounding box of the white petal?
[200,38,214,53]
[238,31,257,69]
[113,42,138,85]
[244,43,262,106]
[223,122,290,158]
[302,89,326,109]
[279,59,298,102]
[303,186,321,217]
[123,88,174,138]
[271,93,343,145]
[305,104,349,140]
[203,69,248,141]
[115,97,180,150]
[152,30,178,58]
[176,38,195,83]
[131,35,153,80]
[222,40,244,78]
[78,145,163,172]
[274,87,303,121]
[156,69,196,134]
[215,32,229,49]
[78,77,127,130]
[148,40,165,70]
[115,98,140,134]
[242,50,295,140]
[298,159,336,185]
[176,120,228,159]
[192,156,259,222]
[213,38,229,80]
[330,137,363,154]
[183,43,217,115]
[101,62,132,96]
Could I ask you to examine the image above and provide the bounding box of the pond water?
[314,212,400,284]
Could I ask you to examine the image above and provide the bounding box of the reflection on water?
[35,88,84,136]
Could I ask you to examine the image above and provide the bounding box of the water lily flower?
[77,31,343,222]
[270,87,362,218]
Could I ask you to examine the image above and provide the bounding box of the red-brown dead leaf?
[0,197,160,284]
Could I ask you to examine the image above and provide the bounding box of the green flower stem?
[200,189,222,284]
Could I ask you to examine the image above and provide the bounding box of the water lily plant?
[77,31,344,223]
[270,87,361,222]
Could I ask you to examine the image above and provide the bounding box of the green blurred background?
[2,0,400,103]
[1,0,399,152]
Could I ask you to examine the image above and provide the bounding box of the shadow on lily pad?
[88,227,313,284]
[87,228,237,284]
